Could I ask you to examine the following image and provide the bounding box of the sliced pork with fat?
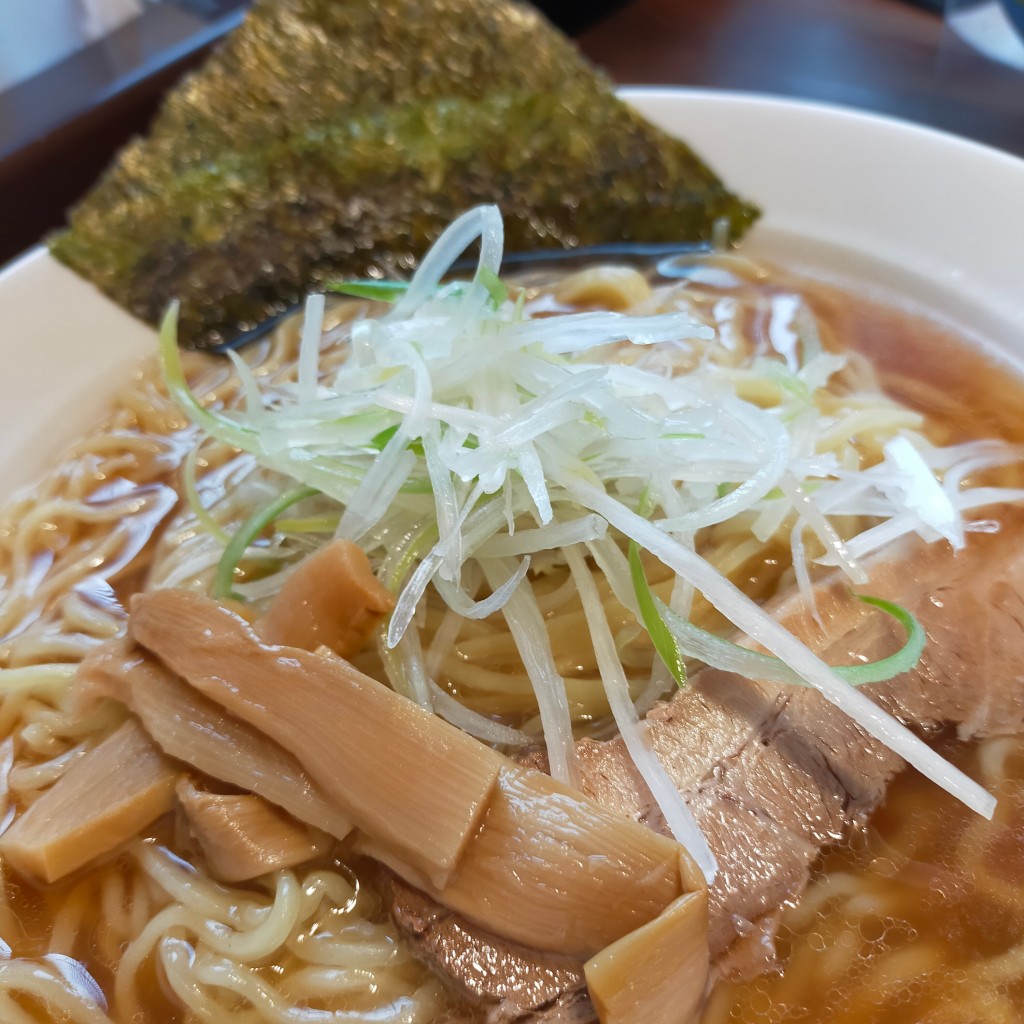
[377,871,593,1024]
[23,517,1020,1021]
[574,520,1024,963]
[383,518,1024,1016]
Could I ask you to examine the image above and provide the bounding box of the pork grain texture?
[578,523,1024,965]
[385,518,1024,1017]
[380,871,594,1024]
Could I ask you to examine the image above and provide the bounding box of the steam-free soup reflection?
[704,735,1024,1024]
[0,249,1022,1023]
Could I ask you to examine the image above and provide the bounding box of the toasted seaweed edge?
[49,0,759,348]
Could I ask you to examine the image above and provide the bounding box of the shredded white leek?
[159,204,1024,866]
[566,544,717,882]
[481,557,579,788]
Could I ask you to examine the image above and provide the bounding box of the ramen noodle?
[0,219,1022,1022]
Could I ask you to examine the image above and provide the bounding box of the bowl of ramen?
[0,85,1023,1024]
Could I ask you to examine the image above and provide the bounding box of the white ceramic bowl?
[2,88,1023,497]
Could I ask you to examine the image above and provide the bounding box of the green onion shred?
[326,280,410,302]
[213,485,320,600]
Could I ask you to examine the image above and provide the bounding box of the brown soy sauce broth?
[696,250,1024,449]
[2,246,1024,1023]
[702,736,1024,1024]
[0,844,185,1021]
[790,272,1024,452]
[683,242,1024,1023]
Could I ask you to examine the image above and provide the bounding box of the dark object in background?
[534,0,632,33]
[0,2,247,266]
[176,0,632,31]
[1001,0,1024,35]
[49,0,758,350]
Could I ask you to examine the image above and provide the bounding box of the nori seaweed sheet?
[50,0,759,349]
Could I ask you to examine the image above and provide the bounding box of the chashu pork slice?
[576,516,1024,966]
[384,514,1024,1019]
[376,869,593,1024]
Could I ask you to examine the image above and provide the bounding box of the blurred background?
[1,0,1022,264]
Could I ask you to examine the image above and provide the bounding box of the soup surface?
[704,735,1024,1024]
[0,248,1021,1023]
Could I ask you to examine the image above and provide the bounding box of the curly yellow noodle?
[0,256,1020,1021]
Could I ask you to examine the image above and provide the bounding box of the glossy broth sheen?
[798,273,1024,449]
[699,265,1024,1024]
[1,257,1023,1023]
[703,736,1024,1024]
